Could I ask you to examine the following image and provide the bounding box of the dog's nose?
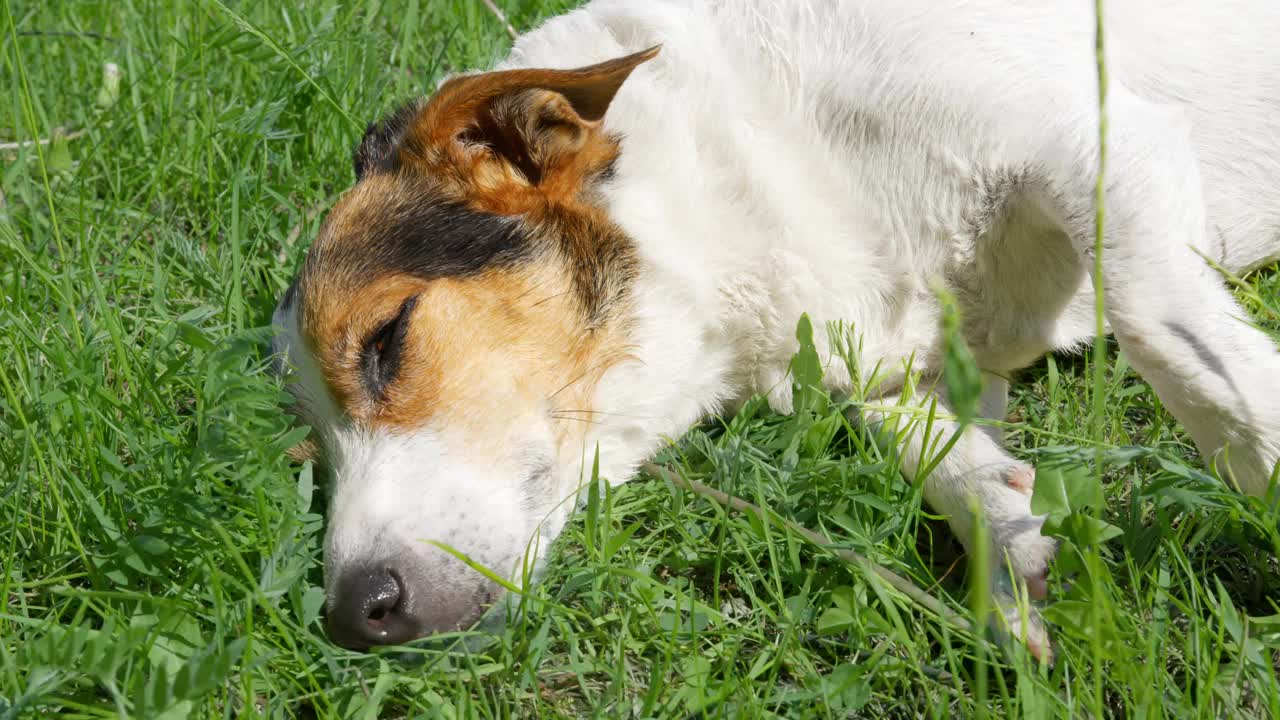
[326,566,424,650]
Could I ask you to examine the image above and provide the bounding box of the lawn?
[2,0,1278,717]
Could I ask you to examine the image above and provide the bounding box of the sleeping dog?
[271,0,1280,655]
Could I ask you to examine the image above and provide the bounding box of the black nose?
[326,567,423,650]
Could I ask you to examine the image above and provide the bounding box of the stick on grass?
[0,127,86,152]
[479,0,518,41]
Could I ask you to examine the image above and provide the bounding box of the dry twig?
[479,0,519,41]
[0,128,87,152]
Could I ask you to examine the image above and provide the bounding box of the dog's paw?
[1208,440,1280,498]
[985,475,1055,601]
[992,591,1053,664]
[995,526,1054,601]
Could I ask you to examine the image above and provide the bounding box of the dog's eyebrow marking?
[306,197,530,297]
[1165,321,1240,396]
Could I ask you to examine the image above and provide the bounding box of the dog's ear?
[353,101,423,180]
[420,46,659,143]
[396,46,660,209]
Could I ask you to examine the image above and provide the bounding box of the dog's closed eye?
[361,295,418,399]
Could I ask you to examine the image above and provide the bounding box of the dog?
[271,0,1280,655]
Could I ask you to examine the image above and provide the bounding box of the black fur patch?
[352,101,422,179]
[306,194,531,292]
[278,277,300,312]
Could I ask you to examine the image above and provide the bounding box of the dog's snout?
[325,560,500,650]
[327,566,423,650]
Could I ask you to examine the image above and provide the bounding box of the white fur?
[278,0,1280,645]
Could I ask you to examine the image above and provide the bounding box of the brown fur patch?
[373,46,658,217]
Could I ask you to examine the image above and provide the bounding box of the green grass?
[2,1,1279,716]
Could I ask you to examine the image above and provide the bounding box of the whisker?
[513,275,557,302]
[548,369,592,401]
[550,414,611,427]
[529,289,576,308]
[546,355,631,402]
[551,408,660,420]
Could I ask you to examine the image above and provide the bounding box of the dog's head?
[272,48,659,650]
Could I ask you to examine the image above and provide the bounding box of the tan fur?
[304,260,630,462]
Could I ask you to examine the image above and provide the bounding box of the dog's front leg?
[1042,87,1280,496]
[867,377,1053,659]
